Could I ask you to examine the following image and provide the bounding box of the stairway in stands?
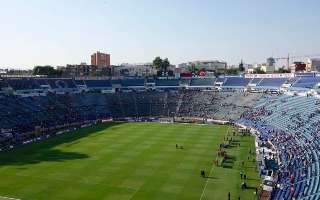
[116,93,126,117]
[132,93,139,117]
[175,92,184,115]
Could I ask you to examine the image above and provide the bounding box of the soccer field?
[0,122,260,200]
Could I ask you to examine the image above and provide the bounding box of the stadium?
[1,74,320,200]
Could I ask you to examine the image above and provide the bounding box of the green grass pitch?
[0,122,260,200]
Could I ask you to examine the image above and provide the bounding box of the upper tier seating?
[0,79,8,89]
[45,78,77,89]
[190,78,215,86]
[215,77,225,83]
[7,78,41,90]
[155,79,179,86]
[74,79,86,86]
[249,78,263,85]
[84,80,112,88]
[121,79,145,87]
[2,76,320,92]
[180,78,191,86]
[223,77,251,87]
[257,78,287,88]
[292,77,320,89]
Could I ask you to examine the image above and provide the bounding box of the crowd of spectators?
[178,90,262,121]
[0,93,111,150]
[239,94,320,199]
[0,90,262,150]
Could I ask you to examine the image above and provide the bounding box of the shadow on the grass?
[0,149,89,166]
[246,177,260,181]
[246,185,258,190]
[0,122,125,166]
[222,155,237,168]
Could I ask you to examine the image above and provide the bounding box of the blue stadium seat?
[155,79,179,86]
[257,78,287,88]
[121,79,145,87]
[190,78,215,86]
[84,80,112,88]
[292,77,320,89]
[223,77,251,87]
[7,78,41,90]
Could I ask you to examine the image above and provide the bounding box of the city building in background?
[258,58,276,73]
[91,51,111,67]
[290,62,306,73]
[114,63,156,77]
[57,51,112,77]
[178,60,227,75]
[241,64,254,73]
[266,57,276,69]
[307,58,320,72]
[260,64,274,73]
[57,63,111,77]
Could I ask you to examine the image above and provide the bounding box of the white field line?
[128,189,139,200]
[199,126,232,200]
[199,164,215,200]
[0,196,21,200]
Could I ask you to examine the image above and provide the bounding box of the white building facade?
[115,63,156,77]
[178,60,227,73]
[307,58,320,72]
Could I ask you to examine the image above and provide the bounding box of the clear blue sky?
[0,0,320,69]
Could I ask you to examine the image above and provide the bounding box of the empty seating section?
[155,79,179,86]
[146,78,155,83]
[0,79,8,89]
[223,77,251,87]
[292,77,320,89]
[43,78,77,89]
[285,77,298,85]
[74,79,86,86]
[2,76,320,91]
[216,77,225,83]
[35,79,50,86]
[180,79,191,86]
[62,79,77,88]
[84,80,112,88]
[190,78,215,86]
[249,78,263,85]
[239,94,320,199]
[257,78,287,88]
[121,79,145,87]
[111,79,121,85]
[6,78,41,90]
[3,78,79,91]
